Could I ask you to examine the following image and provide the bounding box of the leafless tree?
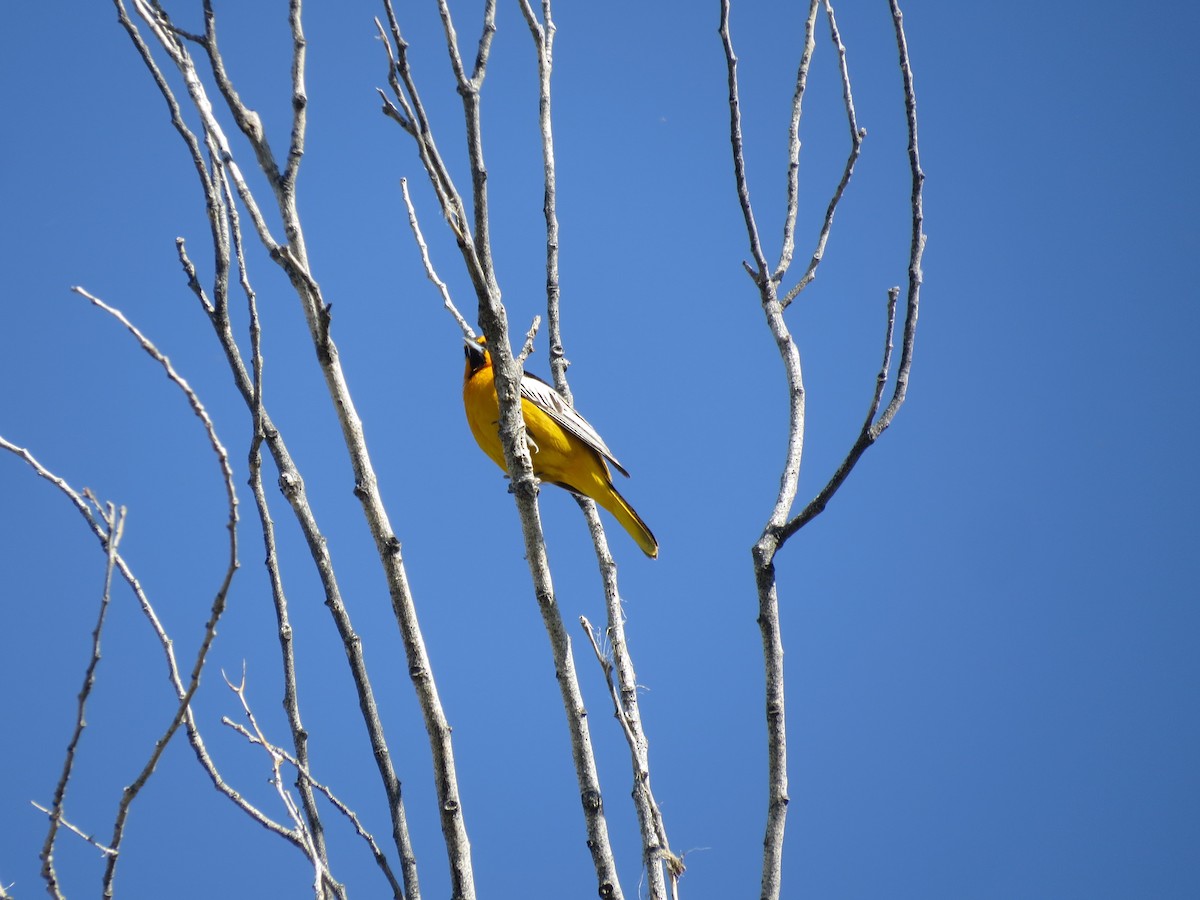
[1,1,922,898]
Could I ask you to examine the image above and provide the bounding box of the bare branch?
[120,3,477,892]
[580,615,683,899]
[125,0,282,255]
[433,0,468,85]
[773,0,821,281]
[719,6,803,899]
[779,287,898,539]
[72,288,237,523]
[516,0,568,391]
[111,0,215,208]
[38,502,126,899]
[173,234,422,898]
[284,0,309,191]
[781,0,866,307]
[199,0,283,189]
[66,288,243,894]
[427,0,500,297]
[222,165,337,881]
[0,438,295,877]
[721,5,926,897]
[222,717,404,897]
[400,177,473,337]
[719,0,771,280]
[877,0,925,431]
[377,4,487,299]
[777,0,926,542]
[0,440,107,545]
[512,37,668,883]
[469,0,498,86]
[516,316,541,366]
[31,802,116,858]
[222,668,346,899]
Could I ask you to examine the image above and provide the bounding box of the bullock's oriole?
[462,336,658,558]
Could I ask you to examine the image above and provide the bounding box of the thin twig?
[516,315,541,365]
[433,0,499,296]
[400,177,473,337]
[877,0,925,431]
[781,0,865,307]
[580,616,683,896]
[222,717,404,896]
[68,288,242,897]
[0,438,295,860]
[283,0,308,192]
[112,0,215,210]
[31,802,116,858]
[174,236,419,900]
[127,0,282,255]
[200,0,281,186]
[228,161,336,889]
[777,0,926,543]
[779,288,896,539]
[773,0,821,281]
[516,0,568,391]
[377,3,485,294]
[39,504,125,898]
[376,14,464,230]
[719,0,770,281]
[222,668,344,899]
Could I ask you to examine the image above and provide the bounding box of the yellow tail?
[596,483,658,559]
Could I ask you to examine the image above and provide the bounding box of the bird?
[462,335,658,558]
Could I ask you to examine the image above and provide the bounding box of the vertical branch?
[719,0,770,279]
[719,4,807,899]
[176,234,421,899]
[68,290,242,898]
[39,502,126,900]
[782,0,866,307]
[878,0,925,430]
[590,545,681,899]
[375,8,476,270]
[774,0,821,280]
[456,1,625,893]
[225,156,336,889]
[399,178,474,337]
[519,2,676,896]
[126,0,281,255]
[516,0,566,390]
[283,0,309,192]
[223,670,345,899]
[721,3,926,899]
[433,0,499,296]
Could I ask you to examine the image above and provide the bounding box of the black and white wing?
[519,371,630,478]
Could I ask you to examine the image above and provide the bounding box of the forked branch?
[720,3,925,900]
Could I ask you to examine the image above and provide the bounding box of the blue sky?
[2,1,1198,898]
